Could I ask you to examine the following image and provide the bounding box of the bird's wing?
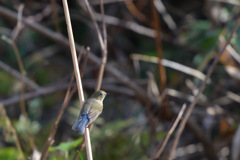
[86,101,103,126]
[86,108,103,126]
[78,100,92,120]
[81,100,93,115]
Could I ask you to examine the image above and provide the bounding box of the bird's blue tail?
[72,115,88,135]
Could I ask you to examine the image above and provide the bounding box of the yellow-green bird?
[72,90,107,135]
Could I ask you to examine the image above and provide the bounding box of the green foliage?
[0,147,20,160]
[87,119,149,159]
[185,20,221,52]
[49,138,83,152]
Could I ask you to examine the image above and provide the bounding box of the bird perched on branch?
[72,90,107,135]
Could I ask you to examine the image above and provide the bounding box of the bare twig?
[131,54,208,81]
[168,13,240,160]
[62,0,84,105]
[150,0,166,94]
[40,75,75,160]
[0,59,40,90]
[2,34,36,150]
[0,5,150,104]
[40,49,84,160]
[61,1,92,160]
[226,91,240,103]
[74,1,108,158]
[100,0,107,49]
[82,0,108,91]
[11,4,24,41]
[150,0,171,120]
[152,104,186,159]
[125,0,150,24]
[186,120,217,160]
[1,84,70,106]
[82,0,105,50]
[153,0,176,31]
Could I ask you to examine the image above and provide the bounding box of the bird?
[72,90,107,135]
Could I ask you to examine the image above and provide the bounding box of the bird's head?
[91,90,107,101]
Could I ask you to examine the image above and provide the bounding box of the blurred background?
[0,0,240,160]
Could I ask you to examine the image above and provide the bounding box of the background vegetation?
[0,0,240,160]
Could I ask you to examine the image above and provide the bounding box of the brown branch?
[82,0,107,91]
[0,59,40,90]
[40,69,77,160]
[61,0,93,160]
[74,0,108,159]
[11,4,24,41]
[40,43,84,160]
[151,104,186,159]
[186,120,218,160]
[125,0,150,24]
[168,12,240,160]
[2,32,36,150]
[1,84,70,106]
[150,0,171,119]
[0,5,150,105]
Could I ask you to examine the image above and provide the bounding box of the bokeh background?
[0,0,240,160]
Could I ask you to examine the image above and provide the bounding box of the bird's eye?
[98,92,103,96]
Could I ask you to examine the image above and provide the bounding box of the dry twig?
[168,13,240,160]
[40,49,84,160]
[0,59,40,90]
[131,54,208,81]
[75,0,108,159]
[0,5,150,106]
[62,1,92,160]
[152,104,186,159]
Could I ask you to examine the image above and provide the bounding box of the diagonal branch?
[0,5,150,105]
[168,12,240,160]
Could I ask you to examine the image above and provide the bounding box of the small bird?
[72,90,107,135]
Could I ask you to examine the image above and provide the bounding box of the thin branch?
[40,66,77,160]
[0,5,150,105]
[82,0,108,91]
[0,59,40,90]
[125,0,150,24]
[100,0,107,49]
[153,0,176,31]
[150,0,166,93]
[11,4,24,41]
[82,0,105,50]
[75,0,108,159]
[2,33,36,150]
[1,84,70,106]
[40,46,84,160]
[61,1,92,160]
[62,0,84,106]
[152,104,186,159]
[168,13,240,160]
[131,54,208,81]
